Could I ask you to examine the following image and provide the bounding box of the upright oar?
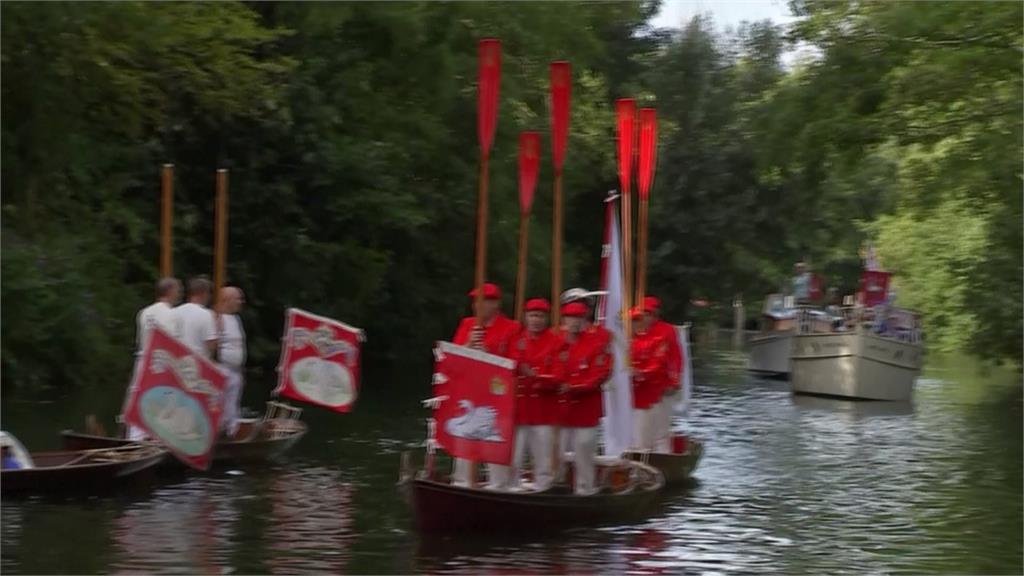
[161,164,174,277]
[214,168,229,306]
[636,109,658,307]
[549,61,571,329]
[514,132,541,321]
[615,99,636,336]
[473,39,502,326]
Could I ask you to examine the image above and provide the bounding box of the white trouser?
[220,368,244,436]
[655,390,679,453]
[561,427,599,495]
[125,354,147,440]
[632,407,655,450]
[453,458,473,487]
[511,425,556,490]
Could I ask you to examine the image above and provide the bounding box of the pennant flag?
[275,308,364,413]
[598,195,634,456]
[674,324,693,416]
[432,341,516,465]
[123,327,227,470]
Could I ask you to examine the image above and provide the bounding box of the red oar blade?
[616,99,636,197]
[638,108,658,201]
[549,61,571,173]
[518,132,541,215]
[478,39,502,157]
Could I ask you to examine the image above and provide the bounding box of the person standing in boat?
[630,305,670,451]
[555,301,611,495]
[792,261,812,305]
[507,298,561,490]
[216,286,246,437]
[451,282,520,487]
[176,276,218,360]
[124,277,183,440]
[643,296,682,453]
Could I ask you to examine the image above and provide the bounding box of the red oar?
[616,98,636,335]
[549,61,571,328]
[473,39,502,326]
[514,132,541,320]
[636,108,658,306]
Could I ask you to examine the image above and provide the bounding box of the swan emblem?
[444,400,503,442]
[154,390,203,441]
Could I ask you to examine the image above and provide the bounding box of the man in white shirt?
[176,276,218,360]
[124,277,182,440]
[216,286,246,437]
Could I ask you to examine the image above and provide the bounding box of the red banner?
[616,99,635,196]
[518,131,541,214]
[477,39,502,157]
[123,327,227,470]
[860,271,891,307]
[638,108,658,201]
[549,61,571,173]
[275,308,364,413]
[432,341,516,465]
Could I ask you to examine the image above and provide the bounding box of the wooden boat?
[790,307,924,401]
[61,402,307,466]
[402,455,665,532]
[623,436,704,486]
[1,442,166,495]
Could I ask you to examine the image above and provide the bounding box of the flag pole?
[214,169,228,307]
[514,132,540,321]
[549,62,571,330]
[160,164,174,277]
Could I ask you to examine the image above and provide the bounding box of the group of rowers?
[125,276,248,439]
[449,282,684,496]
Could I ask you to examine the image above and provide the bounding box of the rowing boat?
[1,442,166,495]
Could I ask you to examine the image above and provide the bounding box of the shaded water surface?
[2,346,1021,574]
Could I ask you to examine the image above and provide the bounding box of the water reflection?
[1,348,1020,574]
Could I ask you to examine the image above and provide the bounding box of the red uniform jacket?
[631,330,670,409]
[452,314,520,358]
[650,320,682,392]
[556,330,611,428]
[511,329,561,426]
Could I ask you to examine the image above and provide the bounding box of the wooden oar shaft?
[621,191,633,336]
[551,173,564,330]
[514,215,530,321]
[160,164,174,277]
[474,155,490,325]
[214,169,228,306]
[636,198,649,306]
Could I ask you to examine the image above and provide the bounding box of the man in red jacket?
[451,282,520,487]
[644,296,682,453]
[508,298,561,490]
[630,305,670,451]
[556,301,612,495]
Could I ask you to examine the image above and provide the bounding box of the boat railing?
[262,401,303,439]
[795,304,924,344]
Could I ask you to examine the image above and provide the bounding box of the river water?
[2,344,1021,574]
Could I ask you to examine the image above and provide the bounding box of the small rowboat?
[403,456,665,532]
[623,436,704,487]
[61,402,307,466]
[1,441,166,495]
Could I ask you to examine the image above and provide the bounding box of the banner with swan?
[275,308,364,413]
[431,341,516,465]
[123,326,227,470]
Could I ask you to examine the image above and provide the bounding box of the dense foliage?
[2,0,1019,389]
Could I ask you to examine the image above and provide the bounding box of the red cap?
[525,298,551,312]
[643,296,660,312]
[468,283,502,299]
[630,305,646,319]
[561,302,588,318]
